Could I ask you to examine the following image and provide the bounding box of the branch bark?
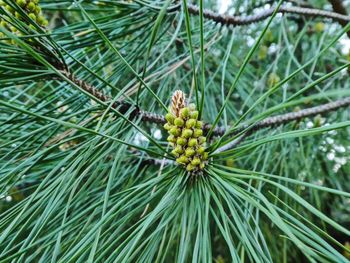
[60,69,165,124]
[214,97,350,153]
[183,4,350,27]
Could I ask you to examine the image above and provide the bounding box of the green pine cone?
[163,92,209,173]
[1,0,48,42]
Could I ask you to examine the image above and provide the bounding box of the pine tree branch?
[141,158,174,166]
[213,97,350,153]
[60,69,165,123]
[60,68,350,141]
[130,148,174,167]
[328,0,350,37]
[182,4,350,27]
[61,70,135,114]
[212,134,249,154]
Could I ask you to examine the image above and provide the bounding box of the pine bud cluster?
[0,0,48,40]
[164,90,208,173]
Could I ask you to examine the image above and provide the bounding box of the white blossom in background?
[327,151,335,161]
[268,43,279,54]
[152,129,162,140]
[246,36,255,47]
[306,121,314,129]
[133,132,149,146]
[339,35,350,55]
[217,0,232,14]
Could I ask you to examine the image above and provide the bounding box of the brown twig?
[213,97,350,153]
[184,4,350,27]
[212,134,249,154]
[60,69,165,123]
[328,0,350,37]
[61,70,134,114]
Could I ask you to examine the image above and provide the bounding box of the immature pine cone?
[164,90,208,172]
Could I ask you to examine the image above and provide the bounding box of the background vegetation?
[0,0,350,262]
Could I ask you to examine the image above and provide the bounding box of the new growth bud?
[176,138,187,146]
[193,129,203,138]
[169,127,180,136]
[179,107,190,118]
[188,138,197,147]
[182,129,193,139]
[163,123,172,130]
[167,135,176,143]
[174,117,184,127]
[17,0,27,7]
[190,111,199,120]
[165,113,175,123]
[185,148,195,157]
[186,119,196,128]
